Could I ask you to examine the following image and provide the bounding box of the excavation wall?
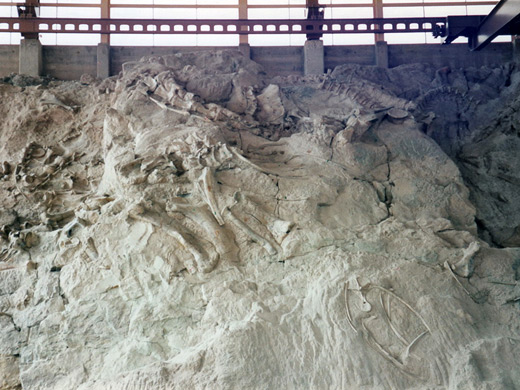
[1,50,520,389]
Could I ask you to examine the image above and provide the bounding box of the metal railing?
[0,16,447,34]
[0,0,500,45]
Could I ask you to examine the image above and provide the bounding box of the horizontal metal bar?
[108,4,239,9]
[0,16,446,35]
[0,1,499,8]
[247,1,498,7]
[108,2,497,9]
[0,2,98,7]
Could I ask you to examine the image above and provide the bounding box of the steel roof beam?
[470,0,520,50]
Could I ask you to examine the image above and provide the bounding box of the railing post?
[239,0,248,45]
[97,0,110,78]
[374,0,384,42]
[373,0,388,67]
[239,0,250,58]
[100,0,110,44]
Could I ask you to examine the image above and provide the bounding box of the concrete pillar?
[239,43,251,59]
[513,36,520,63]
[19,39,42,77]
[304,39,324,76]
[97,43,110,79]
[375,40,389,68]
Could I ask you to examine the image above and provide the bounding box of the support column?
[373,0,384,43]
[19,38,42,77]
[239,43,251,59]
[304,39,324,76]
[98,0,111,78]
[239,0,248,46]
[513,35,520,63]
[97,42,110,79]
[100,0,110,45]
[375,40,389,68]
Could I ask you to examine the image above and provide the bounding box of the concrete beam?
[304,39,324,76]
[19,39,42,77]
[97,43,110,79]
[375,40,389,68]
[239,43,251,59]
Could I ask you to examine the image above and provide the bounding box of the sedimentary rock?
[0,51,519,389]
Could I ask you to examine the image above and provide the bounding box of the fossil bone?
[444,261,472,297]
[84,237,99,261]
[344,281,358,333]
[350,277,372,312]
[361,317,427,381]
[452,241,480,277]
[380,292,409,346]
[369,285,432,334]
[128,204,217,273]
[402,331,428,362]
[197,167,225,226]
[40,92,75,111]
[223,207,278,256]
[229,146,279,176]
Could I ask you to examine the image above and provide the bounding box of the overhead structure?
[16,0,39,39]
[16,0,39,18]
[469,0,520,50]
[0,16,448,36]
[1,0,518,50]
[434,0,520,50]
[306,0,325,40]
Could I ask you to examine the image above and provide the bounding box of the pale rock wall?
[0,51,519,389]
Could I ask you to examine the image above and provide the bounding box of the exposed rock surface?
[0,50,519,389]
[330,62,520,247]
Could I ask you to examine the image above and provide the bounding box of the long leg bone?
[197,167,225,226]
[168,202,238,263]
[228,146,279,176]
[129,206,214,273]
[149,95,190,116]
[223,207,278,256]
